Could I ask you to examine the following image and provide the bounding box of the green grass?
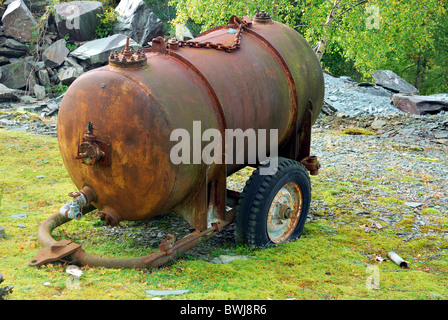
[330,127,376,136]
[415,157,440,162]
[1,129,447,300]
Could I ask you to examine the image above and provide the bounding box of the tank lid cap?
[109,36,147,69]
[254,9,272,23]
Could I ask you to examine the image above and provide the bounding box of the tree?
[169,0,447,94]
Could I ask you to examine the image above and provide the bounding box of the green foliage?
[341,128,376,136]
[169,0,448,94]
[66,42,78,52]
[28,4,56,56]
[63,34,78,51]
[95,7,118,39]
[49,83,68,95]
[169,0,301,32]
[97,0,118,7]
[0,174,5,210]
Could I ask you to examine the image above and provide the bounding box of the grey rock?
[211,254,249,264]
[10,213,27,219]
[1,50,23,60]
[33,83,46,100]
[372,70,418,94]
[23,0,47,13]
[0,84,23,101]
[0,270,14,299]
[321,103,338,116]
[0,43,26,57]
[4,38,29,51]
[392,94,448,115]
[34,61,46,71]
[400,128,415,137]
[42,39,69,68]
[64,56,84,71]
[0,56,34,89]
[58,66,83,85]
[323,73,401,117]
[0,56,10,66]
[0,226,5,238]
[371,119,387,129]
[19,95,36,103]
[70,34,141,68]
[112,0,165,46]
[175,24,193,41]
[54,1,103,41]
[336,110,349,118]
[434,130,448,139]
[145,289,189,296]
[1,0,37,42]
[37,69,51,87]
[405,202,423,208]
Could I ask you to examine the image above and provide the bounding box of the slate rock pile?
[315,112,448,146]
[0,0,166,101]
[323,71,448,117]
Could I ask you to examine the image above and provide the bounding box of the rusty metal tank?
[56,13,324,232]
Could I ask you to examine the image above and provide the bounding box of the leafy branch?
[95,7,117,39]
[314,0,370,61]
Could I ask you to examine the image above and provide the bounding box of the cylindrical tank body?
[57,17,324,224]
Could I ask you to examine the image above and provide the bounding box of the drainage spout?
[59,190,91,221]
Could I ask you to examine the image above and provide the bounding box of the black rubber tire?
[234,157,311,247]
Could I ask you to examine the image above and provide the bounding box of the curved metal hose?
[34,212,223,269]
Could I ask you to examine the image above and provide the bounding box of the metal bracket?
[159,234,176,253]
[151,36,167,54]
[29,239,81,267]
[300,156,321,175]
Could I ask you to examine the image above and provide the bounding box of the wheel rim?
[266,182,303,243]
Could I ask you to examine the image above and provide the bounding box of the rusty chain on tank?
[176,15,250,53]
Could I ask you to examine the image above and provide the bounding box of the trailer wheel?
[235,157,311,247]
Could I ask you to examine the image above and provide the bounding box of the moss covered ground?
[1,129,447,300]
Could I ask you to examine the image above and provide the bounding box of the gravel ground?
[310,114,448,241]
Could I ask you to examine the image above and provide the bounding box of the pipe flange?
[99,206,122,227]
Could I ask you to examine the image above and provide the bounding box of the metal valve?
[76,122,111,166]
